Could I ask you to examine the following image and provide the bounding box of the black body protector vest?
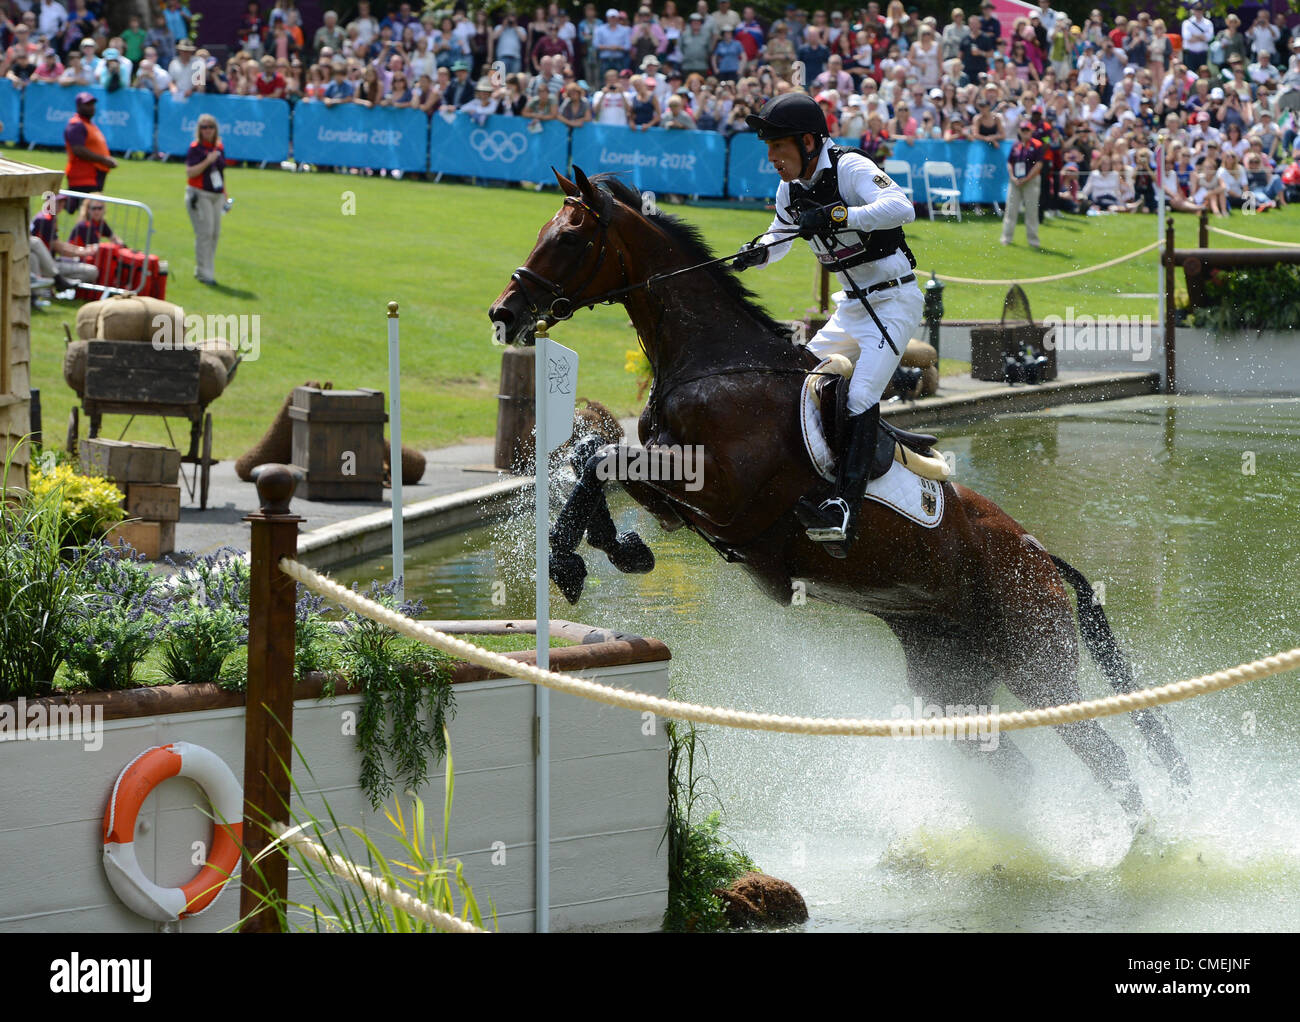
[784,145,918,275]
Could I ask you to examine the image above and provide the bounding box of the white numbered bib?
[210,169,223,190]
[1014,161,1026,178]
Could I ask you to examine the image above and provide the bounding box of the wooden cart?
[66,339,240,510]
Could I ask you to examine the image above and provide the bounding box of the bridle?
[509,192,627,323]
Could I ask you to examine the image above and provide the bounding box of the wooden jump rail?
[1161,211,1300,395]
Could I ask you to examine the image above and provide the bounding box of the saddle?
[808,356,950,482]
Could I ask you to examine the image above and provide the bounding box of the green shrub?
[60,545,164,690]
[29,460,125,548]
[1192,264,1300,333]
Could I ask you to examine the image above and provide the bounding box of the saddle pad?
[800,358,945,529]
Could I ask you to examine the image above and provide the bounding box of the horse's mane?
[591,174,789,341]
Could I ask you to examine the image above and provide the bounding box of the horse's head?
[488,165,632,346]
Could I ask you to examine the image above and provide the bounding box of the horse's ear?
[572,165,598,204]
[553,166,580,197]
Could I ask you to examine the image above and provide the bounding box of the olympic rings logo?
[470,129,528,163]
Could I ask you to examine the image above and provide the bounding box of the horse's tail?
[1051,554,1191,788]
[1050,554,1134,693]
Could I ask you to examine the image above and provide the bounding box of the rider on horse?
[733,92,925,553]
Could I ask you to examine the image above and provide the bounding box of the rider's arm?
[752,181,796,265]
[836,153,916,231]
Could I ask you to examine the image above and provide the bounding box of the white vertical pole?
[387,301,404,603]
[533,323,550,934]
[1156,144,1166,360]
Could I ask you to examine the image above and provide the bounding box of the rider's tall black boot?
[797,404,879,556]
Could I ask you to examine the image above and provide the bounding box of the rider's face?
[766,135,811,182]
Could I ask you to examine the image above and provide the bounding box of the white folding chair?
[922,160,962,222]
[883,159,914,202]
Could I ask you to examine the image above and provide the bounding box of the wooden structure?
[289,385,387,500]
[1161,214,1300,394]
[68,340,235,509]
[969,285,1058,383]
[495,346,535,472]
[0,158,63,488]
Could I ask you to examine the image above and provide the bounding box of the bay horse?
[488,167,1189,820]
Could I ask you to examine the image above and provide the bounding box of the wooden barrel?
[495,346,535,472]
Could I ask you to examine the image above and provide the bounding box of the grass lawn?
[15,146,1298,459]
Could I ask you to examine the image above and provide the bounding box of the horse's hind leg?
[894,624,1034,802]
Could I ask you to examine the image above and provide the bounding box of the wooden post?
[1198,208,1208,249]
[239,464,303,932]
[1164,216,1177,395]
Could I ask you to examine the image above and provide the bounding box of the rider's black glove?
[731,243,767,271]
[797,204,838,239]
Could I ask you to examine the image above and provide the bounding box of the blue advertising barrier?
[570,123,726,198]
[429,113,568,183]
[880,138,1013,204]
[0,80,18,143]
[291,102,429,171]
[727,133,1013,204]
[22,83,153,152]
[157,93,290,163]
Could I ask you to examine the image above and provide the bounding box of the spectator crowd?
[3,1,1299,214]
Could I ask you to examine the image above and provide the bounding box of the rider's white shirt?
[757,146,915,290]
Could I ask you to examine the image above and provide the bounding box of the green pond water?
[337,394,1300,932]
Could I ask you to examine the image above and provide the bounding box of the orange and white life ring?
[102,742,243,922]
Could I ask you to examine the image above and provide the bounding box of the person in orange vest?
[63,91,117,212]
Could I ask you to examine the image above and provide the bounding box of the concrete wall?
[0,659,669,933]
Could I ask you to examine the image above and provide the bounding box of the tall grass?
[237,727,492,933]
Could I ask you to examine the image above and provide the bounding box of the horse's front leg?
[548,439,655,604]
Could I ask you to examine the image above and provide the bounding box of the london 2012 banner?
[429,113,568,183]
[728,132,1013,204]
[291,101,429,172]
[570,123,727,198]
[21,82,153,152]
[157,93,290,163]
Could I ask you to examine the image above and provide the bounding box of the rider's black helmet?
[746,93,830,141]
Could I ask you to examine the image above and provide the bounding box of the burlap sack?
[197,354,231,404]
[76,295,185,343]
[236,382,331,482]
[383,442,427,486]
[196,337,238,373]
[900,339,938,369]
[63,340,88,395]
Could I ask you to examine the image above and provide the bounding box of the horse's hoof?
[549,552,587,604]
[822,541,849,560]
[609,532,655,574]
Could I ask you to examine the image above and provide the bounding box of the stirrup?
[805,497,851,543]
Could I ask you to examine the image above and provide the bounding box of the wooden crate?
[106,519,175,560]
[124,483,181,522]
[85,341,201,405]
[81,438,181,484]
[289,386,386,501]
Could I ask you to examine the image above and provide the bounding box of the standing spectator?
[121,14,147,65]
[662,93,696,128]
[594,9,631,76]
[796,26,830,85]
[148,12,176,69]
[578,4,603,84]
[712,25,744,81]
[254,54,287,98]
[349,1,379,50]
[185,114,227,286]
[238,2,266,58]
[558,81,592,126]
[1181,1,1213,72]
[443,60,474,108]
[532,20,568,73]
[630,6,666,69]
[762,19,795,78]
[323,59,354,104]
[680,12,713,77]
[458,78,499,123]
[98,49,130,91]
[164,1,192,45]
[38,0,67,43]
[169,39,201,96]
[132,57,172,96]
[593,67,631,123]
[942,7,969,61]
[493,12,527,75]
[629,72,660,128]
[63,92,115,203]
[315,10,345,59]
[58,49,93,85]
[33,48,62,81]
[468,9,492,75]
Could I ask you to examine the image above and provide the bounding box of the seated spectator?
[459,77,500,122]
[29,204,99,292]
[1216,149,1249,207]
[1243,151,1286,209]
[59,50,94,86]
[1079,154,1128,210]
[70,199,121,246]
[629,73,660,129]
[1190,155,1228,216]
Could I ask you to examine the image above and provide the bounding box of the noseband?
[511,192,627,323]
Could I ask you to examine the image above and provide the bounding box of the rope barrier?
[280,557,1300,738]
[1207,225,1300,249]
[273,824,486,933]
[934,241,1161,286]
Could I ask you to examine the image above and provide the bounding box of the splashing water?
[339,396,1300,931]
